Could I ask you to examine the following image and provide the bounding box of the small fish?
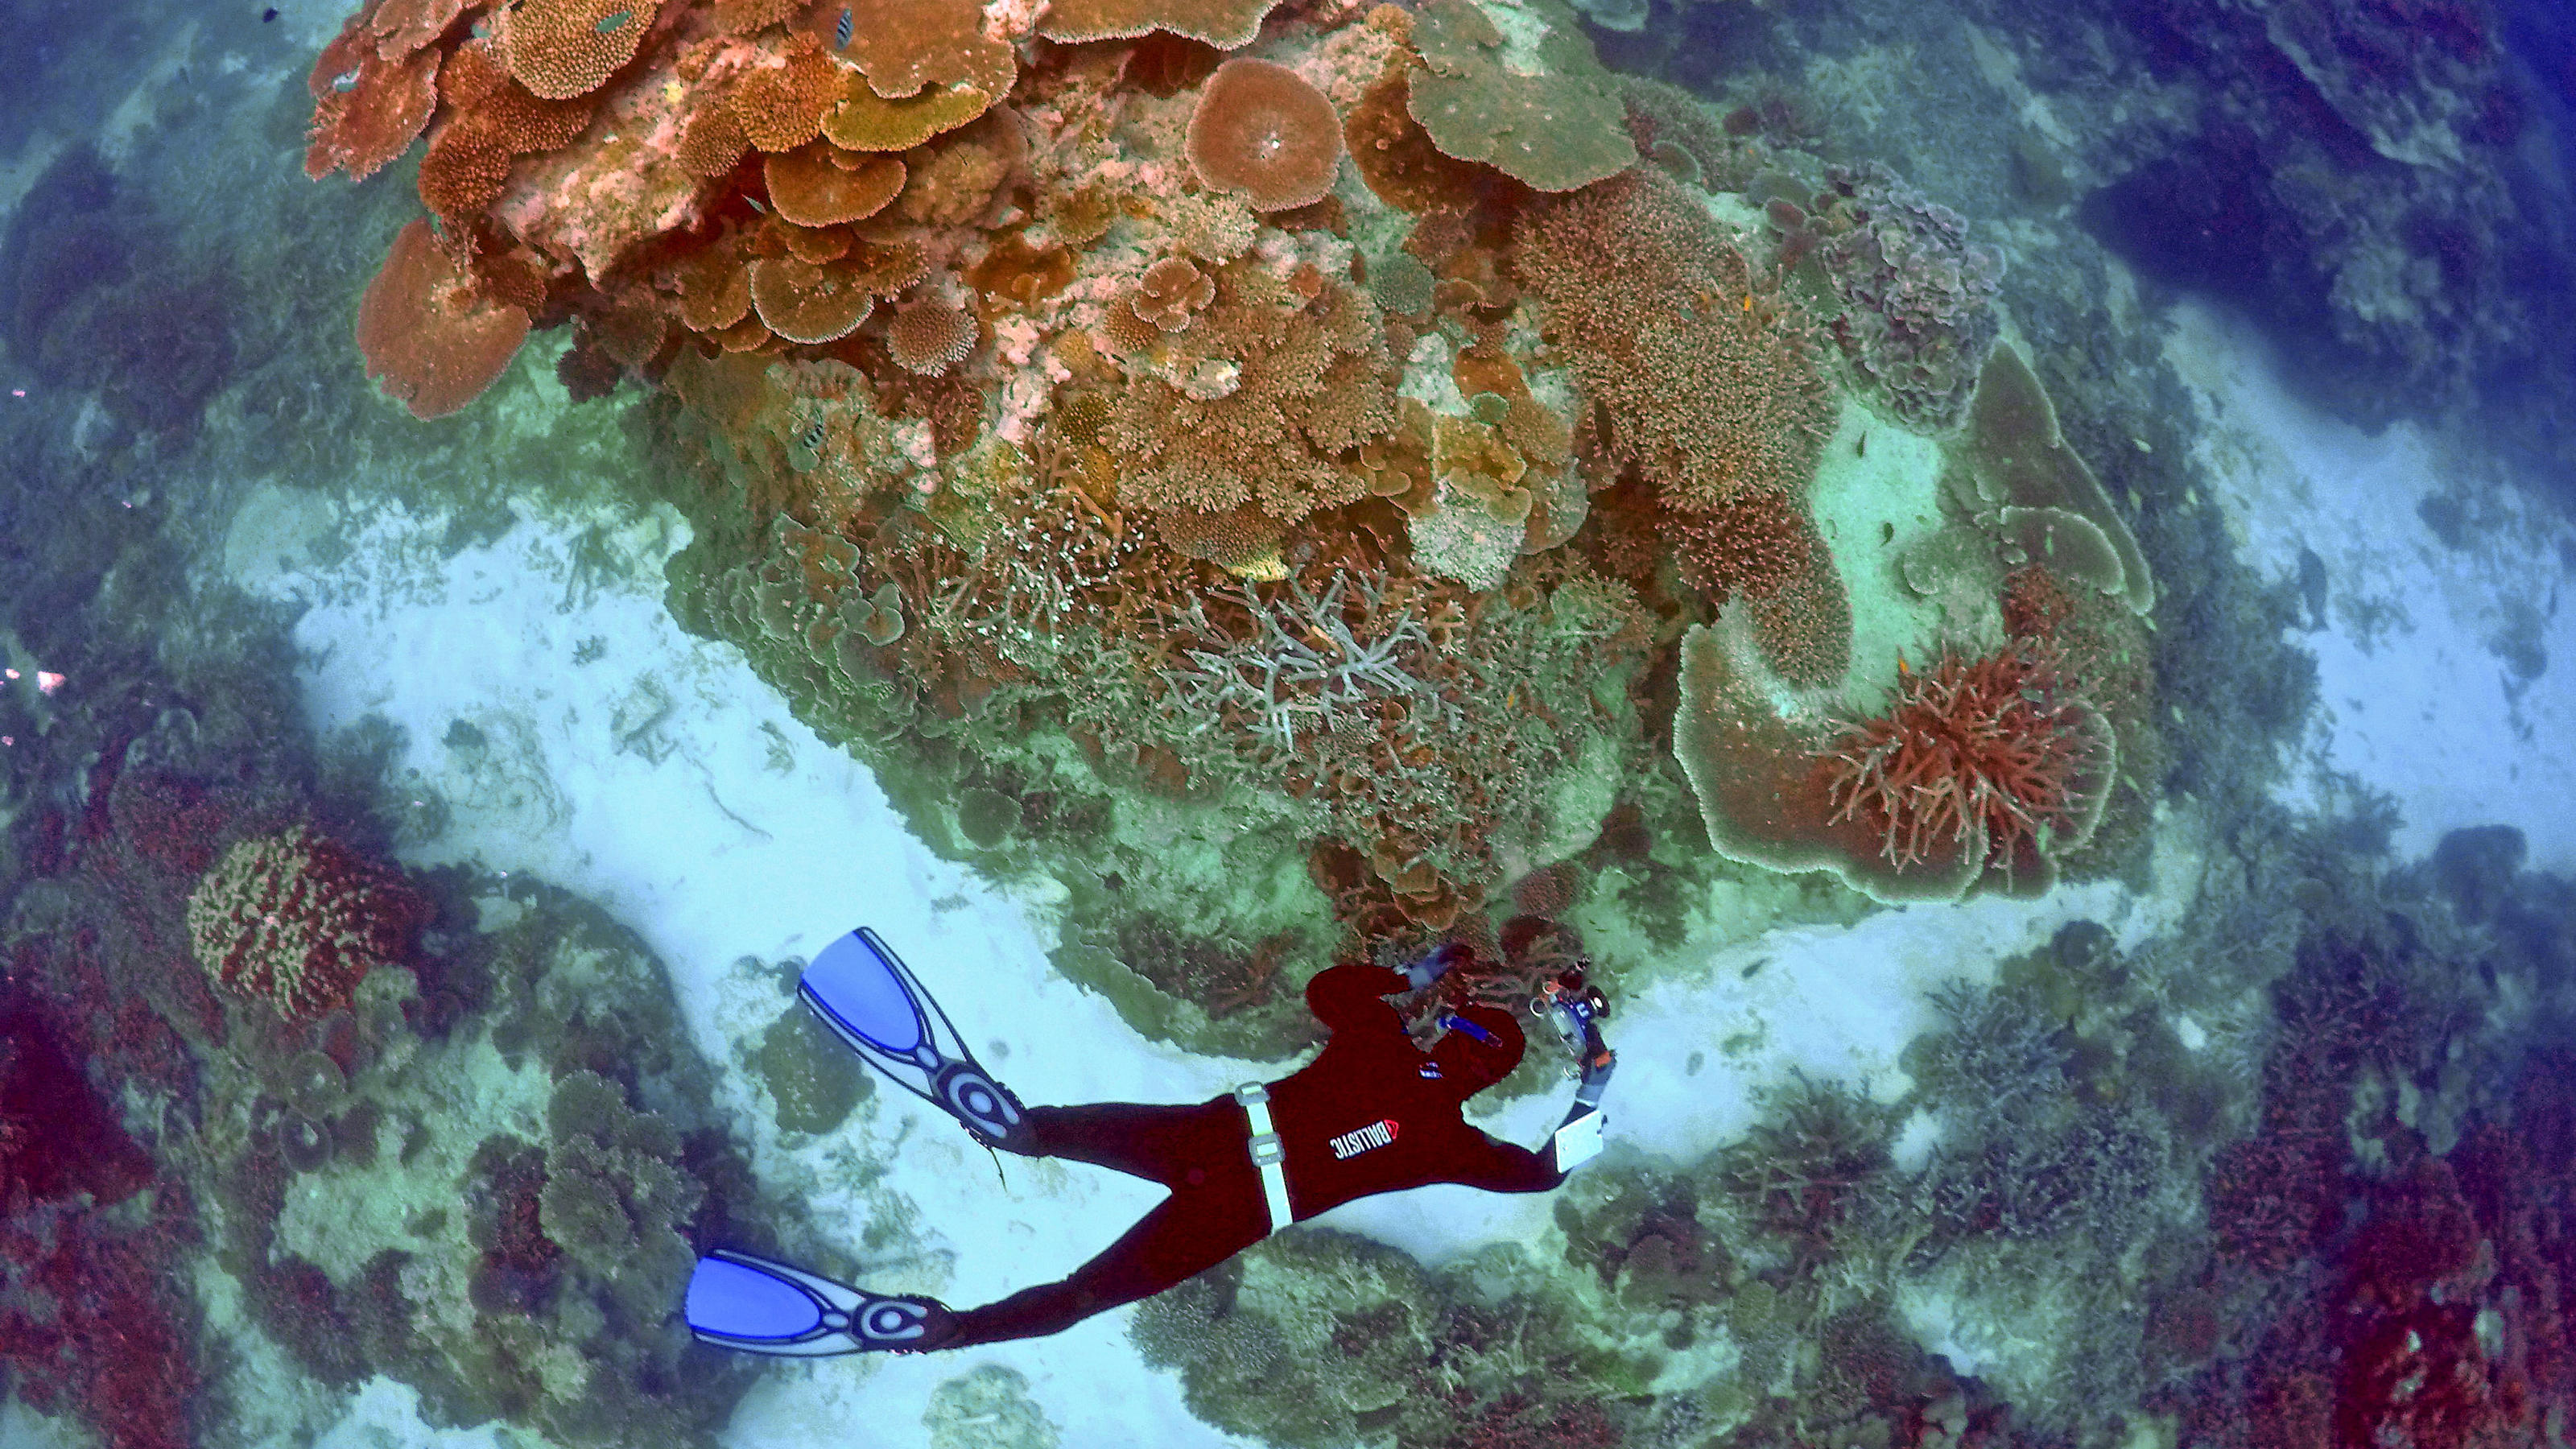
[261,6,277,19]
[800,419,828,450]
[596,8,629,30]
[835,5,853,48]
[330,68,360,92]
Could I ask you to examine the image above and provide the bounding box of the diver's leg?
[1006,1100,1227,1186]
[935,1182,1269,1348]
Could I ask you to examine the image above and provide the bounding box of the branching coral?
[1515,170,1837,513]
[1162,572,1435,758]
[1820,646,2108,886]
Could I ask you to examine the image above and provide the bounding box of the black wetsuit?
[943,961,1568,1348]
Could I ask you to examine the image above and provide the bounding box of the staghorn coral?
[356,220,531,419]
[185,826,425,1022]
[1516,170,1837,513]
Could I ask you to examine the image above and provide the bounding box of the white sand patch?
[2165,301,2576,868]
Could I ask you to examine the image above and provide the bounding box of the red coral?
[184,826,425,1022]
[303,14,441,180]
[357,220,531,419]
[1820,646,2101,874]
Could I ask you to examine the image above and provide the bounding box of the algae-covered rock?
[754,1005,871,1134]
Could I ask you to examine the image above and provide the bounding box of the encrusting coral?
[186,825,425,1022]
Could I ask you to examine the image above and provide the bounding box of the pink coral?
[185,826,425,1022]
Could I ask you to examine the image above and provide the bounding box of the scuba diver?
[684,928,1616,1356]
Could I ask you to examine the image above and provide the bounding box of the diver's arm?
[1452,1132,1571,1192]
[1303,960,1414,1034]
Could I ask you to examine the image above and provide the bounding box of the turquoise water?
[2,1,2574,1446]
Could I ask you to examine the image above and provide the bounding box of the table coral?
[357,220,533,419]
[185,825,425,1022]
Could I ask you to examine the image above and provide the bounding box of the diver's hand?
[1402,942,1468,993]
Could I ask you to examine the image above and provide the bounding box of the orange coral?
[496,0,653,101]
[676,105,751,178]
[415,48,595,222]
[304,26,441,181]
[1515,170,1835,512]
[748,255,874,342]
[805,0,1014,101]
[356,220,530,419]
[1187,59,1344,213]
[732,39,844,151]
[764,147,906,225]
[369,0,465,60]
[885,297,979,375]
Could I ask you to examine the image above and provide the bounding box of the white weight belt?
[1234,1083,1293,1234]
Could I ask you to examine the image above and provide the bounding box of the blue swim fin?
[799,928,1027,1149]
[684,1249,952,1356]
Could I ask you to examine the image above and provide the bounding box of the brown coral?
[1187,60,1344,213]
[885,297,979,375]
[1747,539,1850,690]
[304,27,441,181]
[748,256,875,343]
[1515,170,1835,512]
[823,76,997,151]
[1038,0,1284,48]
[732,39,844,152]
[1133,256,1216,332]
[807,0,1014,101]
[1674,488,1811,601]
[369,0,465,60]
[357,220,531,419]
[764,147,906,225]
[1159,505,1283,571]
[188,827,425,1022]
[496,0,653,101]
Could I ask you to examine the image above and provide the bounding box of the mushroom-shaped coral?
[1133,256,1216,332]
[494,0,653,100]
[885,296,979,375]
[356,219,530,419]
[1187,59,1344,213]
[186,826,426,1022]
[748,255,875,342]
[763,147,905,225]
